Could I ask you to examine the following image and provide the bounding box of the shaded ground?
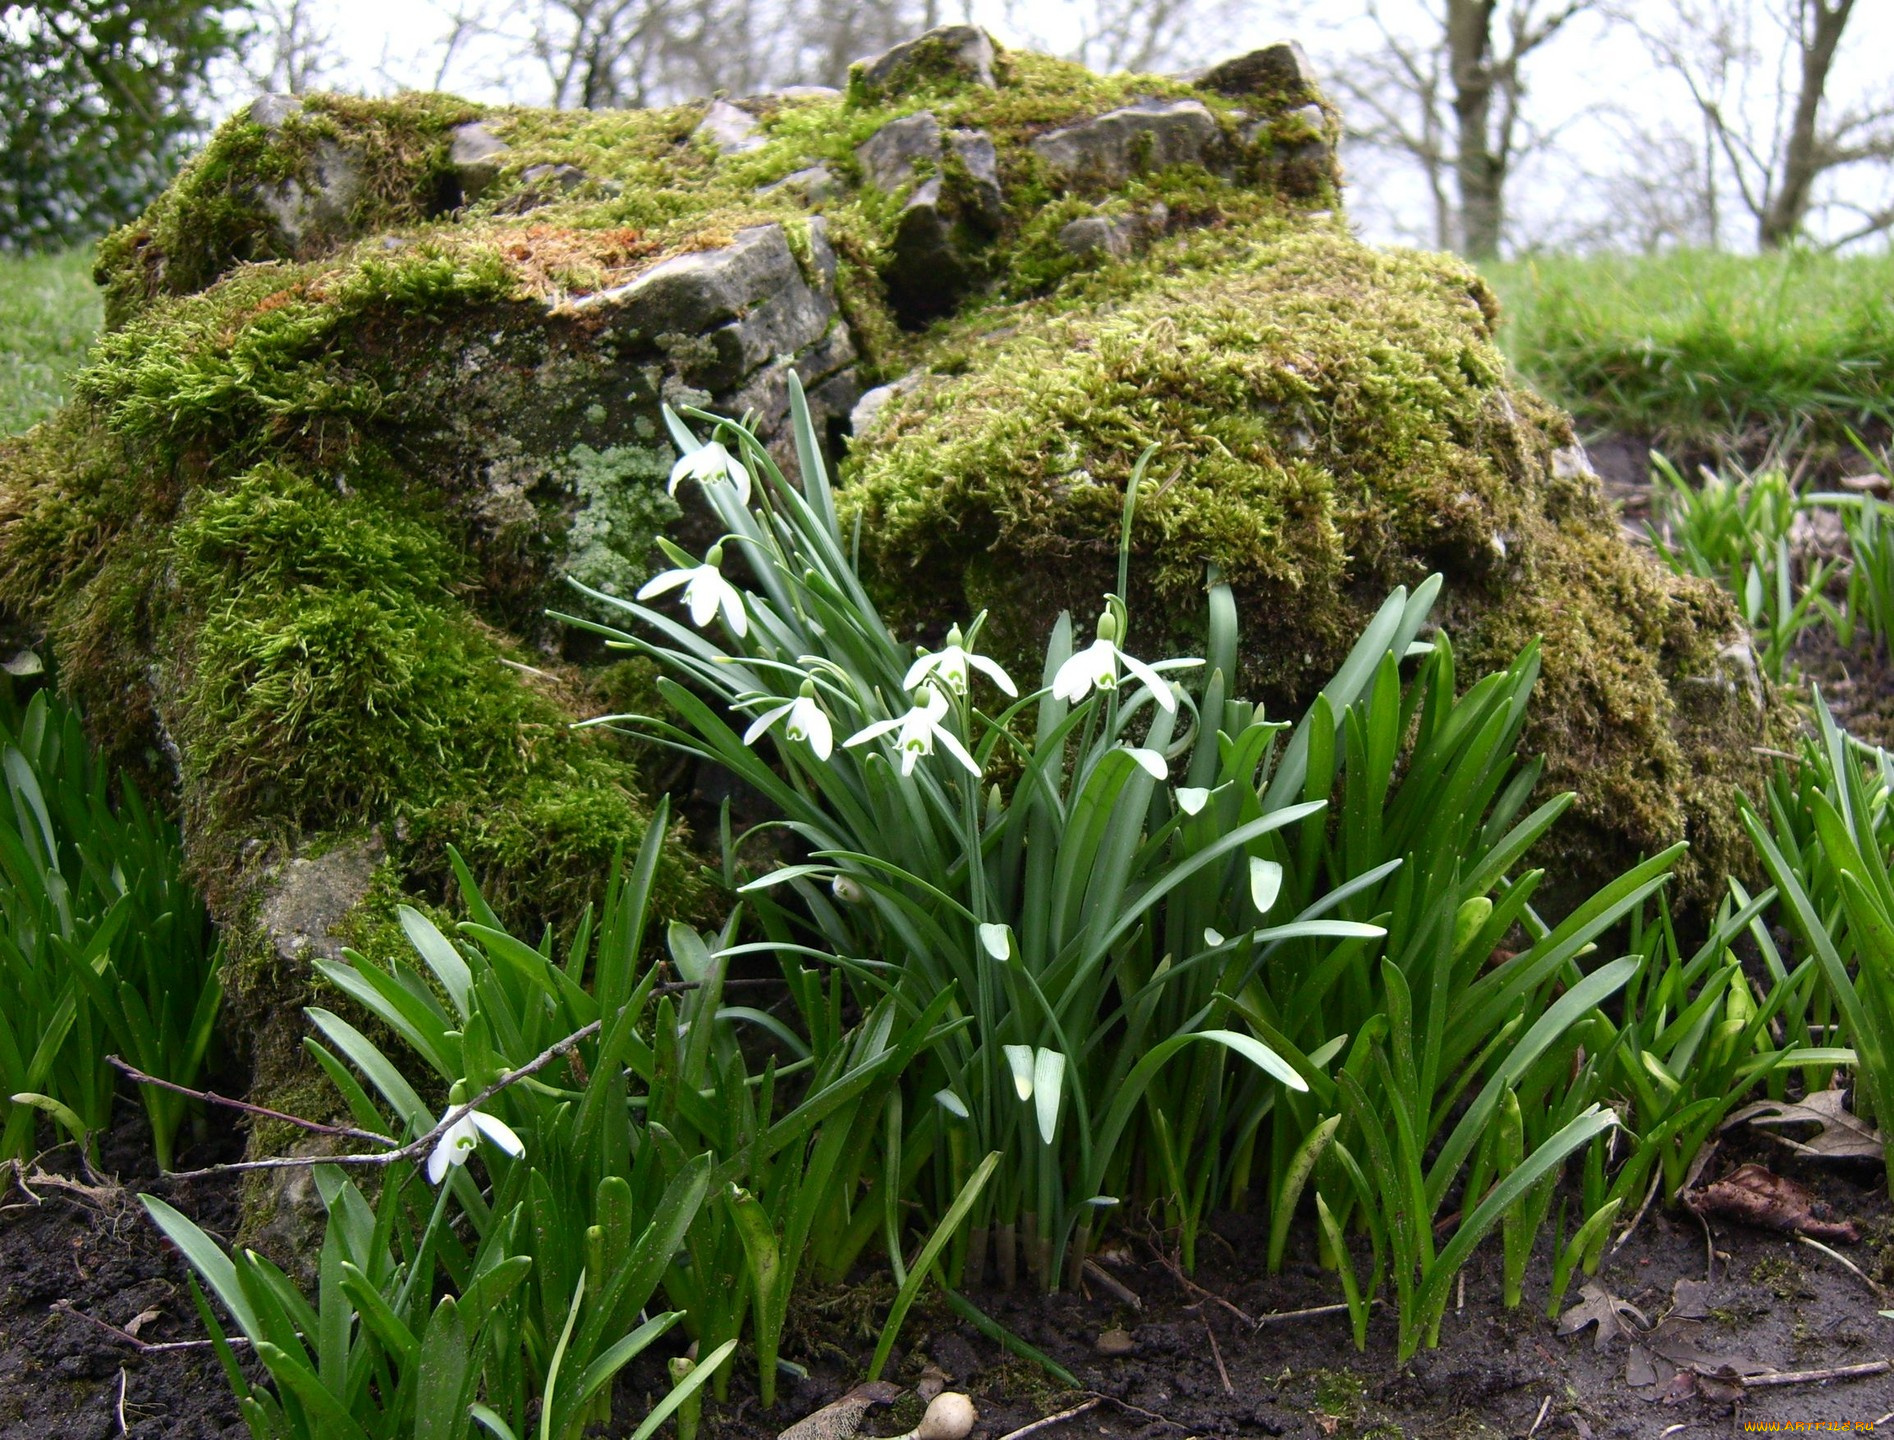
[0,1108,244,1439]
[696,1134,1894,1440]
[2,1093,1891,1438]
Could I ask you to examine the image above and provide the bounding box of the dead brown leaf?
[1557,1283,1650,1352]
[777,1382,902,1440]
[1684,1162,1860,1241]
[1725,1088,1883,1161]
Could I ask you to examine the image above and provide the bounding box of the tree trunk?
[1448,0,1504,259]
[1759,0,1854,248]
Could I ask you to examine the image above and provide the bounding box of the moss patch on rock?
[838,223,1774,903]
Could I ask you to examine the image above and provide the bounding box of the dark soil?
[690,1136,1894,1440]
[0,1106,246,1439]
[5,1092,1893,1440]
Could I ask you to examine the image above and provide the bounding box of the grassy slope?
[1484,248,1894,447]
[0,250,102,436]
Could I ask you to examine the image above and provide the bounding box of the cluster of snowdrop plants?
[0,676,220,1170]
[141,816,753,1440]
[568,379,1685,1360]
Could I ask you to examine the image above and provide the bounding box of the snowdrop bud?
[832,874,866,904]
[705,542,725,567]
[799,677,818,699]
[946,623,964,647]
[914,1393,976,1440]
[1095,609,1120,643]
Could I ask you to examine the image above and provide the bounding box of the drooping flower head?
[668,440,752,506]
[637,541,748,636]
[904,624,1017,698]
[426,1101,525,1185]
[744,677,835,759]
[845,683,981,777]
[1051,607,1180,712]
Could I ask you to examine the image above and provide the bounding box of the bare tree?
[1637,0,1894,249]
[244,0,342,94]
[1323,0,1598,258]
[1068,0,1230,73]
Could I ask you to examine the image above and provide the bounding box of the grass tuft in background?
[0,250,103,436]
[1484,248,1894,449]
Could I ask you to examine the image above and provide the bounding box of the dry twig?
[147,1018,604,1180]
[1202,1315,1233,1396]
[1797,1234,1890,1300]
[993,1398,1103,1440]
[53,1298,243,1353]
[1743,1358,1891,1388]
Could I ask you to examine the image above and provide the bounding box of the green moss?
[95,91,485,327]
[79,247,519,464]
[838,224,1769,904]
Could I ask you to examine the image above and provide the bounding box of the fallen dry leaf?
[122,1305,163,1338]
[1725,1088,1883,1162]
[1684,1162,1860,1241]
[1558,1282,1650,1352]
[777,1382,902,1440]
[1667,1278,1712,1319]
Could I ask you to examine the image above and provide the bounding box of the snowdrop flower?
[845,684,980,777]
[744,679,833,759]
[637,542,748,637]
[668,440,752,505]
[904,625,1017,698]
[1051,610,1181,713]
[426,1103,525,1184]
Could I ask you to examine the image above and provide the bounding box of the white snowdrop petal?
[1250,857,1284,916]
[1126,747,1168,781]
[978,922,1012,960]
[1175,786,1210,816]
[1003,1044,1035,1101]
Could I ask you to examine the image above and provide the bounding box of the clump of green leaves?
[1649,456,1830,682]
[0,673,220,1167]
[1743,693,1894,1182]
[576,379,1675,1365]
[145,809,739,1439]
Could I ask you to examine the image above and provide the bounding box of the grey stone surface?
[576,224,843,396]
[449,121,510,202]
[1201,42,1322,100]
[520,162,588,192]
[858,114,1003,319]
[1057,204,1168,261]
[248,94,304,130]
[855,25,996,94]
[249,134,364,259]
[258,834,384,966]
[696,98,766,153]
[850,372,924,437]
[1031,100,1223,187]
[760,164,841,202]
[857,111,942,191]
[948,128,1003,227]
[806,215,839,288]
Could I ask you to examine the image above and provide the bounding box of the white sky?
[263,0,1894,253]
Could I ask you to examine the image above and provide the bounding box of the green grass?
[1484,249,1894,446]
[0,250,102,435]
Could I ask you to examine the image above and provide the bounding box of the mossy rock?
[0,24,1757,1237]
[840,224,1774,905]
